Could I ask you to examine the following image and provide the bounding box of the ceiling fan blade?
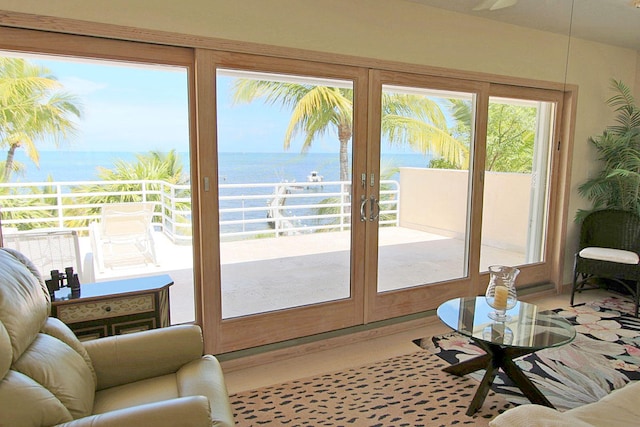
[489,0,518,10]
[473,0,496,11]
[473,0,518,11]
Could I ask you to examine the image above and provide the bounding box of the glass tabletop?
[437,297,576,350]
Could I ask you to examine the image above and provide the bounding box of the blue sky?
[28,55,343,154]
[21,53,436,156]
[31,56,191,152]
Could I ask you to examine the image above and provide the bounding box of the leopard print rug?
[230,350,512,426]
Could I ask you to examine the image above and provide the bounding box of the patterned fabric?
[417,296,640,411]
[231,351,513,426]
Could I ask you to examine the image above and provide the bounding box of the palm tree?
[232,79,467,180]
[74,149,188,204]
[69,150,190,230]
[576,79,640,221]
[381,93,468,168]
[0,57,82,182]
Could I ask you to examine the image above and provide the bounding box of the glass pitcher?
[485,265,519,321]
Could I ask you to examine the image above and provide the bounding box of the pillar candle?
[493,285,509,310]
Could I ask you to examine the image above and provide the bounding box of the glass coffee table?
[437,297,576,416]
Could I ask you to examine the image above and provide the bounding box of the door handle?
[369,196,380,222]
[360,195,368,222]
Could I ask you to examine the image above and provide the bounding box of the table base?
[443,338,553,416]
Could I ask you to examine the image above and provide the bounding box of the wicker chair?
[571,209,640,316]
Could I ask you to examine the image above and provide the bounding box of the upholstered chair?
[0,247,234,427]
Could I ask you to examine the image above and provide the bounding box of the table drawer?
[56,294,155,323]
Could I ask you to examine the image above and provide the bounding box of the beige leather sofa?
[0,247,235,427]
[489,381,640,427]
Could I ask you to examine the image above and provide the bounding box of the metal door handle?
[369,196,380,222]
[360,195,368,222]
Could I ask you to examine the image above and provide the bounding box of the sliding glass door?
[196,57,566,352]
[480,85,564,286]
[0,41,196,325]
[368,77,564,320]
[366,71,486,321]
[375,84,474,290]
[0,27,572,356]
[197,51,368,352]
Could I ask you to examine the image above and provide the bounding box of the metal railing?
[0,179,399,242]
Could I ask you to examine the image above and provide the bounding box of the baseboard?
[219,312,439,372]
[219,284,564,372]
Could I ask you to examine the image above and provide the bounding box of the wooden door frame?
[195,50,370,353]
[364,72,573,323]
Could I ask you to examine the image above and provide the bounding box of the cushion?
[490,381,640,427]
[13,333,96,419]
[41,317,97,385]
[570,381,640,426]
[0,370,73,427]
[0,322,11,380]
[579,247,639,265]
[0,249,50,363]
[489,404,594,427]
[93,374,178,415]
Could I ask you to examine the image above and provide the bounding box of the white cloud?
[59,76,107,96]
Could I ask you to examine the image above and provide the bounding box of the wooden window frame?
[0,13,577,354]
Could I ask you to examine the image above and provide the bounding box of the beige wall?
[399,168,469,240]
[399,168,531,253]
[0,0,637,283]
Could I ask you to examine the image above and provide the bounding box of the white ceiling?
[403,0,640,51]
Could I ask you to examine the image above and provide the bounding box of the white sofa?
[489,381,640,427]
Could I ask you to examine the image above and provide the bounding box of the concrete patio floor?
[78,226,525,325]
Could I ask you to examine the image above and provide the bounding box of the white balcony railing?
[0,179,399,241]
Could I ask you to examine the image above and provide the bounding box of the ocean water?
[13,150,148,183]
[12,150,431,185]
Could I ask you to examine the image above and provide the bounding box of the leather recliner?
[0,247,235,427]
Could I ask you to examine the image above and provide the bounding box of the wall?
[399,168,531,252]
[0,0,637,283]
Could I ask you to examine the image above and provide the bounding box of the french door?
[195,51,566,354]
[367,72,565,321]
[365,71,486,321]
[196,51,369,353]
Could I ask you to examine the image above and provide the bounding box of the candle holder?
[485,265,519,322]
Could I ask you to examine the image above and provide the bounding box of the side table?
[50,274,173,340]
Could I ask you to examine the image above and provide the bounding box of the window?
[0,25,574,353]
[0,40,195,325]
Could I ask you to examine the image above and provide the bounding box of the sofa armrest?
[54,396,212,427]
[83,324,204,390]
[489,404,594,427]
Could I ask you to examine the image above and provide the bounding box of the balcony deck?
[1,174,532,325]
[79,226,524,325]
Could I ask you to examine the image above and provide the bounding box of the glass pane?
[0,52,194,324]
[480,96,555,270]
[216,69,353,319]
[377,85,474,292]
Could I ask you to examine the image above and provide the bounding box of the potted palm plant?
[576,79,640,222]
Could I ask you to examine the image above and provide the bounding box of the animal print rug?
[230,351,513,426]
[416,296,640,411]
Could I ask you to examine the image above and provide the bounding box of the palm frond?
[576,80,640,220]
[0,56,83,181]
[606,79,640,134]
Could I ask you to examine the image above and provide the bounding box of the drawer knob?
[104,306,112,312]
